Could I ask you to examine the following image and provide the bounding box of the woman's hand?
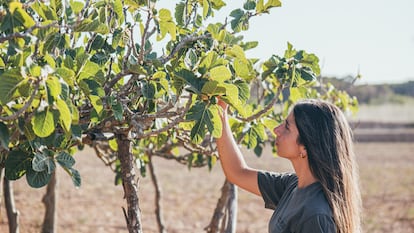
[217,97,228,112]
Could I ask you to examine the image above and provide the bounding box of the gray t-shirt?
[258,171,336,233]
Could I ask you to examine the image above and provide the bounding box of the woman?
[216,99,362,233]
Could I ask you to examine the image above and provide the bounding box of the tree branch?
[0,79,40,121]
[0,22,58,43]
[158,34,211,64]
[134,97,192,139]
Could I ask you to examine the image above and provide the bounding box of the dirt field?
[1,103,413,233]
[0,142,413,233]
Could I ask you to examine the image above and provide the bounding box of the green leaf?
[69,168,81,187]
[175,2,185,26]
[229,9,245,32]
[5,150,31,180]
[0,122,10,150]
[199,51,227,74]
[225,45,247,61]
[210,66,231,82]
[70,0,84,14]
[240,41,258,51]
[32,151,56,174]
[89,95,103,116]
[234,80,250,102]
[32,108,56,138]
[264,0,282,10]
[0,57,5,68]
[0,69,24,104]
[78,61,100,80]
[112,101,124,121]
[245,123,266,149]
[256,0,264,13]
[142,81,156,99]
[186,101,209,143]
[11,2,36,29]
[207,105,222,138]
[26,167,51,188]
[112,0,124,25]
[157,9,176,41]
[300,68,316,81]
[175,69,204,94]
[79,78,104,97]
[244,0,256,10]
[56,98,72,132]
[108,138,118,151]
[201,81,226,95]
[203,0,210,18]
[46,76,62,100]
[56,151,75,168]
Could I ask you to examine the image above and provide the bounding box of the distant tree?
[0,0,357,232]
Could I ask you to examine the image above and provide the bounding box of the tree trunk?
[0,167,3,221]
[4,177,19,233]
[205,180,238,233]
[116,131,143,233]
[224,181,237,233]
[41,170,58,233]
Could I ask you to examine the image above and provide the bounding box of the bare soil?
[1,141,413,233]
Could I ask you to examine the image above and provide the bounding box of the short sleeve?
[257,171,297,209]
[297,215,336,233]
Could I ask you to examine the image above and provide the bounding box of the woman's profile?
[216,98,362,233]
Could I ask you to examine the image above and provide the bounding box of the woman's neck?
[291,159,318,188]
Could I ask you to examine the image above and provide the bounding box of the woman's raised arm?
[216,99,261,196]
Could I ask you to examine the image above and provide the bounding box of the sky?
[159,0,414,84]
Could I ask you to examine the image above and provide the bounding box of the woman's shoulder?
[297,182,333,216]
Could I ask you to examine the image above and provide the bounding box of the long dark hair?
[293,99,362,233]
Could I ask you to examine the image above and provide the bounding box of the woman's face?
[273,112,304,159]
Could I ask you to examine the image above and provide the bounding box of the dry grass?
[1,142,413,233]
[1,104,413,233]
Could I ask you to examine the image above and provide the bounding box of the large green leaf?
[69,168,81,187]
[89,95,103,116]
[112,0,124,25]
[56,98,72,132]
[112,101,124,121]
[46,76,62,100]
[186,101,208,143]
[0,122,10,150]
[69,0,84,14]
[234,80,250,102]
[32,151,56,174]
[0,69,24,104]
[207,105,222,138]
[5,149,32,180]
[201,81,226,95]
[244,123,266,149]
[10,2,36,29]
[185,101,223,142]
[26,167,52,188]
[78,61,101,80]
[157,9,176,41]
[174,2,185,26]
[210,66,231,82]
[175,69,205,94]
[199,51,227,74]
[56,151,75,168]
[32,108,56,138]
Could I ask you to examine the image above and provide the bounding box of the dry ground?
[0,142,413,233]
[1,103,414,233]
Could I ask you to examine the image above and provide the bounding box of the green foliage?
[0,0,357,191]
